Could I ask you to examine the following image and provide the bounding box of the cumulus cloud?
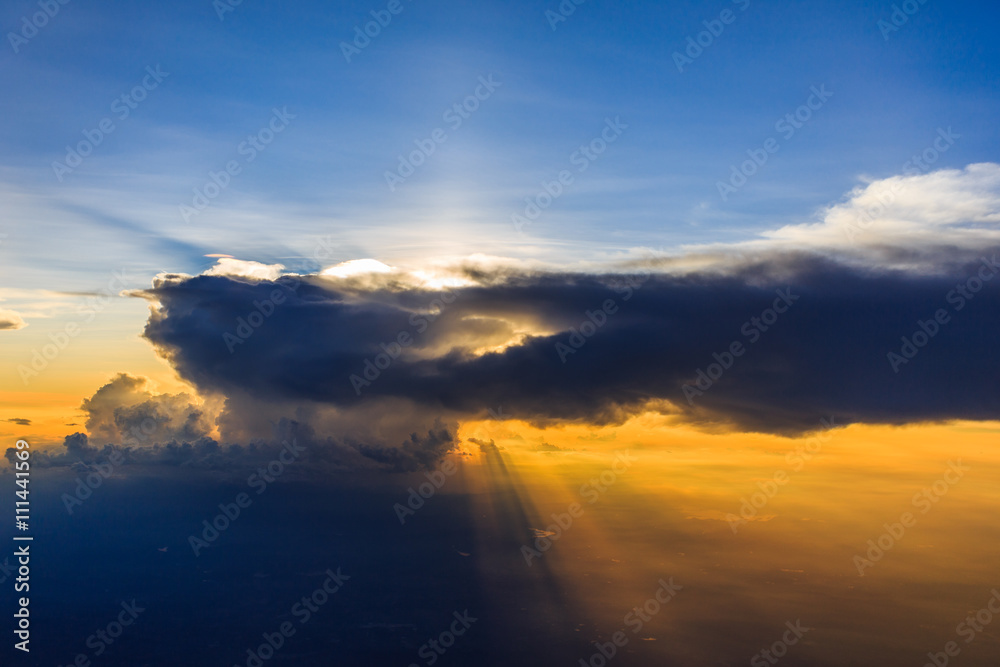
[11,372,459,473]
[321,258,393,279]
[203,257,285,281]
[80,373,214,446]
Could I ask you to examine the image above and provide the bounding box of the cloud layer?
[14,373,456,474]
[21,164,1000,474]
[138,248,1000,436]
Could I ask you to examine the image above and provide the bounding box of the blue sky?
[1,0,999,290]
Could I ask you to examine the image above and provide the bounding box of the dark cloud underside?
[140,252,1000,434]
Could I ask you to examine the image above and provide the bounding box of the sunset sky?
[2,1,1000,665]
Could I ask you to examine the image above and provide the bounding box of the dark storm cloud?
[356,423,456,472]
[137,251,1000,435]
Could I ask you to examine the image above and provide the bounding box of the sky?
[2,0,999,279]
[3,0,999,425]
[2,1,1000,666]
